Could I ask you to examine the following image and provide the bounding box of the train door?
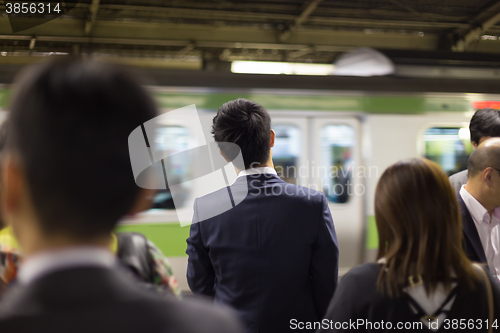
[311,117,364,274]
[120,108,210,291]
[270,116,309,187]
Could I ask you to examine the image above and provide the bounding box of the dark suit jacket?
[457,193,488,266]
[186,174,339,333]
[0,266,243,333]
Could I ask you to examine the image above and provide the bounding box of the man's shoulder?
[279,182,326,200]
[449,169,468,195]
[159,297,243,333]
[195,186,232,204]
[449,169,468,188]
[195,176,326,205]
[449,169,468,182]
[129,295,243,333]
[0,277,242,333]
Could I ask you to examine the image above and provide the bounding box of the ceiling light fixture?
[231,61,335,75]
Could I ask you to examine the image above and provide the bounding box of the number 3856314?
[6,3,61,14]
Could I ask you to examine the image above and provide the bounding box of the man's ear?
[270,129,275,148]
[128,188,156,215]
[483,167,495,187]
[1,153,23,215]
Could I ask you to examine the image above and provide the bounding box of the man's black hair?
[470,108,500,145]
[8,59,157,239]
[211,98,271,169]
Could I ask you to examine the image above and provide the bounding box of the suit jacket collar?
[18,247,116,286]
[239,173,285,187]
[237,167,277,178]
[457,193,488,265]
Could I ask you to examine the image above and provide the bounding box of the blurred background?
[0,0,499,291]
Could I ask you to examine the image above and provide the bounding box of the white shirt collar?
[237,167,277,178]
[460,185,500,224]
[18,247,116,285]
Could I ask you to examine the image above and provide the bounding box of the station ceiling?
[1,0,500,70]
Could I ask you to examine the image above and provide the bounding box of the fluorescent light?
[231,61,335,75]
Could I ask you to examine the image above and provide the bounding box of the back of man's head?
[211,98,271,169]
[470,108,500,146]
[7,59,157,240]
[468,138,500,178]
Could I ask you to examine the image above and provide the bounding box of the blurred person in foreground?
[449,108,500,194]
[0,120,181,299]
[0,60,243,333]
[458,138,500,280]
[0,222,182,299]
[320,158,500,333]
[186,98,339,333]
[0,121,13,296]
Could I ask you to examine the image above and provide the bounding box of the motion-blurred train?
[0,82,490,291]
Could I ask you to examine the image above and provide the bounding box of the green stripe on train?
[116,224,190,257]
[117,216,381,257]
[0,88,472,113]
[154,93,472,113]
[366,216,379,250]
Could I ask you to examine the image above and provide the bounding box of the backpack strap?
[116,232,154,283]
[473,263,494,333]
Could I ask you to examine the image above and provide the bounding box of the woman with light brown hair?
[320,158,500,332]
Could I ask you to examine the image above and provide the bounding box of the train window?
[151,126,191,210]
[273,125,301,184]
[320,125,355,204]
[423,127,473,176]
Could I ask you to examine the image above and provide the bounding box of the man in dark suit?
[0,60,243,333]
[449,108,500,194]
[458,138,500,282]
[186,98,339,333]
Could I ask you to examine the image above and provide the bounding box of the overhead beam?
[386,0,420,16]
[29,37,36,50]
[288,47,315,58]
[281,0,322,42]
[295,0,323,27]
[0,3,467,31]
[88,3,470,23]
[178,42,196,55]
[452,0,500,51]
[84,0,100,36]
[77,0,469,29]
[0,34,351,52]
[0,17,441,53]
[82,3,464,29]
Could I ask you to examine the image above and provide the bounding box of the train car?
[117,87,479,291]
[0,85,484,291]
